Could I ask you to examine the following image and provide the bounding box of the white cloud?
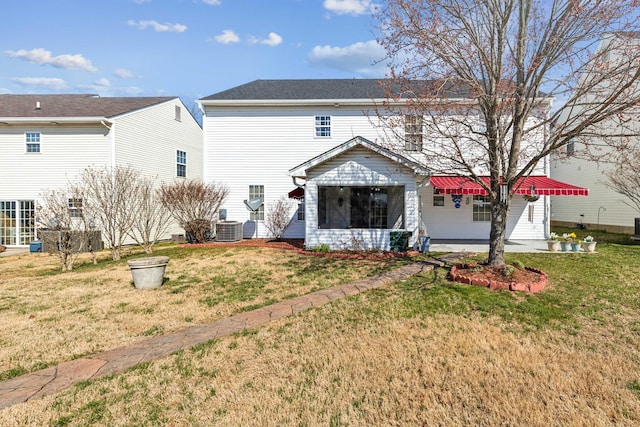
[11,77,67,91]
[308,40,386,76]
[202,0,221,5]
[4,48,97,72]
[113,68,137,79]
[249,32,283,47]
[127,20,187,33]
[93,78,111,88]
[323,0,378,16]
[211,30,240,44]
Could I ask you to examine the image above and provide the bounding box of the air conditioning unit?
[216,221,243,242]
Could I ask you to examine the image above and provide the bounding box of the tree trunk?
[487,198,509,266]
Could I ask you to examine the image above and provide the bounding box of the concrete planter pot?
[128,256,169,289]
[582,241,597,253]
[546,240,560,252]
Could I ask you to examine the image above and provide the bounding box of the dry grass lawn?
[1,241,640,426]
[0,244,400,380]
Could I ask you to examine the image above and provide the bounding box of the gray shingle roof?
[0,94,175,118]
[199,79,476,101]
[200,79,389,100]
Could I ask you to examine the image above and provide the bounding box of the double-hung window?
[315,115,331,137]
[68,198,83,218]
[26,132,41,153]
[177,150,187,177]
[404,115,423,151]
[249,185,264,221]
[472,195,491,222]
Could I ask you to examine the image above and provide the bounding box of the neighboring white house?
[199,79,588,250]
[0,94,203,247]
[551,33,640,234]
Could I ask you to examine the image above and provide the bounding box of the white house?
[199,79,587,250]
[0,94,203,247]
[551,33,640,234]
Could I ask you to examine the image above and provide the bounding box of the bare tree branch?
[159,180,229,243]
[375,0,640,265]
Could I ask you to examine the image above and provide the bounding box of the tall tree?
[375,0,640,265]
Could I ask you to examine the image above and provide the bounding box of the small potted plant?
[582,235,597,253]
[546,232,560,252]
[561,233,576,252]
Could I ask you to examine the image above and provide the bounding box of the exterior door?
[0,200,35,246]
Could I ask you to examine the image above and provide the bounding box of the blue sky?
[0,0,385,104]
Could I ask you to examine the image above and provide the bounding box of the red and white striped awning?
[430,176,589,196]
[288,187,304,199]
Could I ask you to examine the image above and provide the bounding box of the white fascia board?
[0,117,108,125]
[199,98,383,108]
[289,136,430,178]
[199,96,552,110]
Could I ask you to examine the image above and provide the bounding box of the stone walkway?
[0,253,472,410]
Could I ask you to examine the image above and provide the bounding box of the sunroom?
[288,136,430,251]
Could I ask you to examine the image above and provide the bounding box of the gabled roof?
[201,79,388,101]
[0,94,175,119]
[289,136,431,178]
[199,79,480,102]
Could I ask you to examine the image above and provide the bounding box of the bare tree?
[37,188,89,271]
[159,180,229,243]
[127,175,173,253]
[606,149,640,213]
[264,196,294,240]
[79,165,141,260]
[375,0,640,265]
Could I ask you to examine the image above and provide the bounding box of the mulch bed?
[180,238,416,259]
[449,263,547,293]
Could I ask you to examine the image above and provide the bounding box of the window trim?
[472,195,491,222]
[176,150,187,178]
[296,200,305,221]
[25,131,41,153]
[317,185,405,230]
[404,115,423,151]
[68,198,83,218]
[314,115,331,138]
[249,185,264,221]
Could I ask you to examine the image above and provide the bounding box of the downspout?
[101,120,115,168]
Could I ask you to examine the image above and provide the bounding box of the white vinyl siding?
[114,99,202,183]
[201,101,551,241]
[202,106,387,238]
